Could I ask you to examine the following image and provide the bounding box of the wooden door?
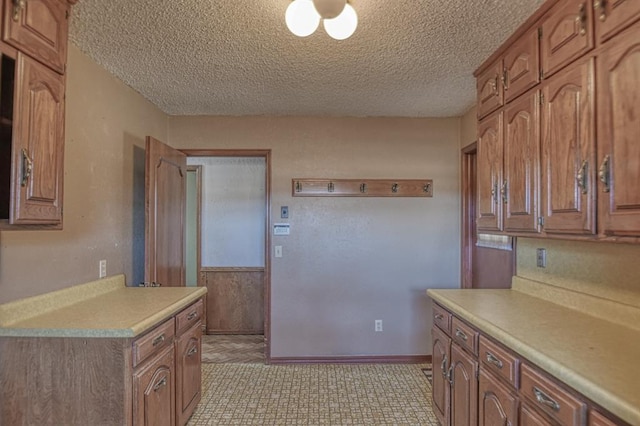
[478,369,518,426]
[432,326,451,426]
[450,344,478,426]
[521,403,554,426]
[176,323,202,426]
[541,0,594,78]
[504,28,540,102]
[145,136,187,286]
[594,0,640,43]
[11,52,64,225]
[133,345,175,426]
[477,112,503,232]
[3,0,69,74]
[541,58,595,235]
[597,22,640,237]
[504,90,540,233]
[477,60,504,119]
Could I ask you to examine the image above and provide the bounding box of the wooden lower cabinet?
[450,344,478,426]
[176,321,203,426]
[134,344,176,426]
[521,403,554,426]
[478,369,518,426]
[432,325,451,425]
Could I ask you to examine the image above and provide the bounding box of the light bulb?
[286,0,320,37]
[323,3,358,40]
[312,0,346,19]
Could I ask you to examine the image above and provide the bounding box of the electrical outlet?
[536,248,547,268]
[375,319,383,332]
[99,260,107,278]
[281,206,289,219]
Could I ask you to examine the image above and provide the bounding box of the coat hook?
[328,182,335,192]
[391,183,398,193]
[360,183,367,193]
[295,181,302,192]
[423,183,431,193]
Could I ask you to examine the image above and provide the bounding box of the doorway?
[461,143,515,289]
[183,149,271,362]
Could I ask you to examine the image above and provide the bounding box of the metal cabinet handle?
[500,180,508,204]
[447,365,454,385]
[434,313,444,320]
[12,0,25,22]
[502,69,509,91]
[21,149,33,187]
[187,311,198,321]
[577,3,587,35]
[455,329,468,342]
[486,352,504,369]
[153,376,168,392]
[533,386,561,412]
[576,160,588,195]
[594,0,606,21]
[492,184,499,205]
[152,334,165,347]
[187,345,198,357]
[493,75,500,96]
[598,155,610,193]
[441,355,448,376]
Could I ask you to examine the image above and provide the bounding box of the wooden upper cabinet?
[477,59,504,119]
[450,344,478,426]
[11,52,64,225]
[3,0,69,74]
[504,90,540,233]
[541,0,594,78]
[431,325,451,426]
[477,112,504,232]
[541,57,595,235]
[478,369,518,426]
[597,22,640,237]
[594,0,640,43]
[504,28,540,102]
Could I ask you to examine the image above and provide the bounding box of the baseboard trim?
[270,355,431,365]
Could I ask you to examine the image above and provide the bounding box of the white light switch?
[275,246,283,258]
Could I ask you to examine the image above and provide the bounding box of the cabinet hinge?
[475,368,479,381]
[539,93,544,106]
[538,27,542,39]
[540,68,544,80]
[538,216,544,227]
[66,10,69,19]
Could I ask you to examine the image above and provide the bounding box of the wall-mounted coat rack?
[292,179,433,197]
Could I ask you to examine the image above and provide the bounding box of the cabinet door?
[504,90,540,233]
[11,52,64,225]
[133,344,176,426]
[477,112,504,232]
[3,0,69,74]
[541,0,594,77]
[589,409,618,426]
[521,403,554,426]
[478,369,517,426]
[450,344,478,426]
[176,322,202,426]
[504,28,540,102]
[597,22,640,237]
[594,0,640,43]
[477,60,504,119]
[541,58,595,235]
[432,325,451,426]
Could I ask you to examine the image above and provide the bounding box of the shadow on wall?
[129,136,146,286]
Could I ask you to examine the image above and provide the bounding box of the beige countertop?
[0,275,207,338]
[427,288,640,426]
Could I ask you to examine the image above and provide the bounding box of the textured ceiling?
[69,0,544,117]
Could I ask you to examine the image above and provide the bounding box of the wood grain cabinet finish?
[478,369,518,426]
[478,336,519,388]
[594,0,640,43]
[433,303,452,334]
[503,27,540,102]
[432,325,451,426]
[3,0,69,74]
[541,0,594,78]
[477,59,504,119]
[176,321,202,426]
[477,112,504,232]
[521,402,555,426]
[10,52,64,225]
[450,344,478,426]
[596,22,640,237]
[133,344,176,426]
[504,89,540,233]
[589,409,619,426]
[541,57,596,235]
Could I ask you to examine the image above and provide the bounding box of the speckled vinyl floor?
[187,363,438,425]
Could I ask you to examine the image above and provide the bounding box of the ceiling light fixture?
[285,0,358,40]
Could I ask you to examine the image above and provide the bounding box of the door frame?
[181,149,272,363]
[461,143,477,289]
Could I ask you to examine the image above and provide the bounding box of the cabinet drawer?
[451,317,478,355]
[432,303,451,333]
[176,299,203,336]
[479,336,519,388]
[521,363,586,426]
[133,317,175,367]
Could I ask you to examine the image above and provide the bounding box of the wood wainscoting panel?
[202,268,264,334]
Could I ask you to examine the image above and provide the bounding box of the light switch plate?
[281,206,289,219]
